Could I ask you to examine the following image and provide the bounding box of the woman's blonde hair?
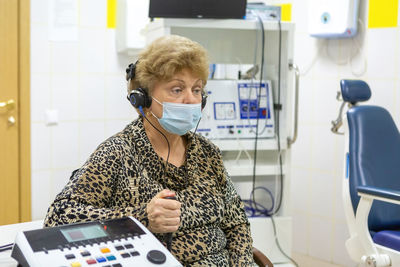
[127,35,209,94]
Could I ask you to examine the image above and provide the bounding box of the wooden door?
[0,0,31,225]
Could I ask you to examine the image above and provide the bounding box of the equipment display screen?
[60,224,108,242]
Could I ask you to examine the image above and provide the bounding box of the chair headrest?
[340,79,371,104]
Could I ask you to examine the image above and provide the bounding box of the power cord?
[0,243,13,252]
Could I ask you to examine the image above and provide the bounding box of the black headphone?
[126,61,207,110]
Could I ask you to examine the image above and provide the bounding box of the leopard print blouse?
[44,117,254,266]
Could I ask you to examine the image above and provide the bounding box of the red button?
[86,259,97,265]
[262,109,267,116]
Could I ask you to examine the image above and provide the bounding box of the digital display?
[60,224,108,243]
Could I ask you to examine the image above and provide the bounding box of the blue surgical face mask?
[151,97,202,136]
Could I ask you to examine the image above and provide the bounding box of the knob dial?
[147,250,166,264]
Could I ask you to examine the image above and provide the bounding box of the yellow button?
[70,262,81,267]
[100,247,111,253]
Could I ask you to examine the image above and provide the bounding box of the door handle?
[0,99,16,126]
[0,99,16,112]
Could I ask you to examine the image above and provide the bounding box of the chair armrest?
[252,247,273,267]
[357,185,400,205]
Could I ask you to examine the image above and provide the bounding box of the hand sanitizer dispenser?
[308,0,360,38]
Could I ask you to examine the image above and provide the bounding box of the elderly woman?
[44,35,254,266]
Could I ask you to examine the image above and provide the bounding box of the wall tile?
[52,169,72,197]
[297,76,314,124]
[79,0,107,28]
[79,121,105,164]
[31,0,48,25]
[31,123,51,171]
[31,170,52,220]
[79,28,106,73]
[308,217,333,261]
[292,211,309,254]
[291,124,312,169]
[105,29,132,74]
[291,168,310,213]
[105,75,136,119]
[105,119,136,139]
[310,125,336,173]
[51,42,79,74]
[31,24,50,73]
[365,28,398,79]
[309,173,334,218]
[52,74,79,121]
[52,121,79,169]
[79,74,106,120]
[31,73,51,122]
[313,78,342,126]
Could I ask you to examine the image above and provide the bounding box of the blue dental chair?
[332,80,400,266]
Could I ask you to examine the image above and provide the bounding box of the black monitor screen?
[149,0,247,19]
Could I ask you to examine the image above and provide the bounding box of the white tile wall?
[52,74,80,121]
[52,122,80,169]
[79,74,106,120]
[79,121,105,163]
[308,216,333,261]
[31,170,53,219]
[79,29,106,73]
[29,0,400,266]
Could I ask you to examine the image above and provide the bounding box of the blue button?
[106,255,116,261]
[96,257,106,263]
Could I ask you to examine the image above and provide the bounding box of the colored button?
[120,253,130,258]
[106,255,116,261]
[86,259,97,265]
[114,245,124,251]
[70,262,81,267]
[96,256,107,263]
[65,254,76,260]
[81,251,91,257]
[124,244,133,249]
[100,247,111,253]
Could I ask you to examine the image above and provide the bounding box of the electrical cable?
[139,106,174,251]
[139,102,202,252]
[139,106,171,167]
[272,19,284,215]
[0,243,13,253]
[251,12,265,214]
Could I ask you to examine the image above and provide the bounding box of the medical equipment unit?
[332,80,400,267]
[11,217,182,267]
[308,0,360,38]
[197,80,275,140]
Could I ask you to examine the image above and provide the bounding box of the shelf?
[224,162,286,176]
[211,139,287,151]
[146,18,295,32]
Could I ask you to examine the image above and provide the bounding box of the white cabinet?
[145,18,297,265]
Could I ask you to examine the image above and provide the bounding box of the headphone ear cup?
[201,94,207,109]
[128,88,152,109]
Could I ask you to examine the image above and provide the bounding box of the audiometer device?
[197,80,275,140]
[11,217,182,267]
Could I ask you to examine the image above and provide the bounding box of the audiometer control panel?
[11,217,182,267]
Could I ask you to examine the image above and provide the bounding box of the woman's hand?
[146,189,181,233]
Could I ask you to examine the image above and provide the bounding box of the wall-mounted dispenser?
[308,0,360,38]
[116,0,149,55]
